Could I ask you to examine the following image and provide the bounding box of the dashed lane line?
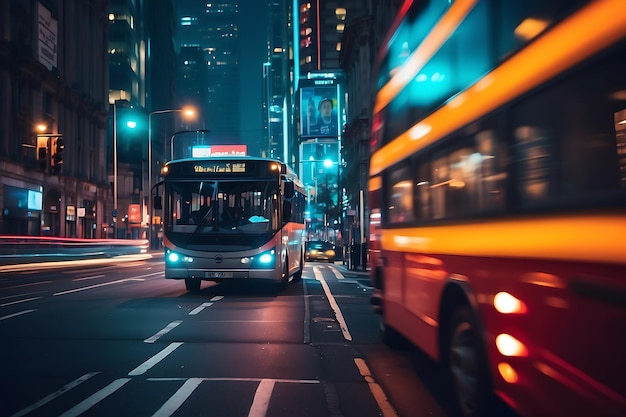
[0,309,37,321]
[128,342,184,376]
[8,372,100,417]
[144,321,183,343]
[354,358,398,417]
[58,378,131,417]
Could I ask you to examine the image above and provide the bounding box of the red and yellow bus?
[159,154,306,291]
[368,1,626,416]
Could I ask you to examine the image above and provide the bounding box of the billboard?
[300,86,339,139]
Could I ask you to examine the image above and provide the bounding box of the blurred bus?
[158,155,306,291]
[368,1,626,416]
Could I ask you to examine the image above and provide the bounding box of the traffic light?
[51,137,64,175]
[36,136,49,171]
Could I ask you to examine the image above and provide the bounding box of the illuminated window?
[336,42,342,51]
[108,13,115,21]
[336,24,345,33]
[335,8,346,20]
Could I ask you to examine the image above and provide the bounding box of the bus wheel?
[444,305,490,417]
[185,278,201,292]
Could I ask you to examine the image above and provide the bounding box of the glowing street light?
[147,106,195,248]
[113,100,137,238]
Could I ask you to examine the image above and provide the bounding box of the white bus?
[157,156,306,291]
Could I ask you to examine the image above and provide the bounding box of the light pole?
[113,100,137,238]
[147,107,195,248]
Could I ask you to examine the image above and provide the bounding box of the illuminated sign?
[27,190,43,210]
[192,146,212,158]
[191,144,247,157]
[128,204,141,223]
[194,162,246,173]
[300,86,339,138]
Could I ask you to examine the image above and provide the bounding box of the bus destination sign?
[194,162,246,174]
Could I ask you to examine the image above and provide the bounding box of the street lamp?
[113,100,137,238]
[303,156,340,242]
[147,107,195,248]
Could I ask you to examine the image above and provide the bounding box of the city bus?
[368,1,626,417]
[158,156,306,291]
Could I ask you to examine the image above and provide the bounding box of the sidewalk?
[331,260,370,277]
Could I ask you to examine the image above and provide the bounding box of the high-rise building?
[0,1,109,238]
[107,0,178,239]
[262,0,295,162]
[108,0,146,239]
[177,1,241,140]
[297,0,365,73]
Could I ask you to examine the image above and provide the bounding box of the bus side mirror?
[154,195,162,210]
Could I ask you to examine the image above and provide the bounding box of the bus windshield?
[164,179,279,238]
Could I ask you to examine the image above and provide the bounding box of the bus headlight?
[166,251,193,263]
[259,252,274,264]
[242,248,276,267]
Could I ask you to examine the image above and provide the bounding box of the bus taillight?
[494,292,527,314]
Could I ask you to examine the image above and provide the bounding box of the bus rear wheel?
[185,278,201,292]
[444,305,491,417]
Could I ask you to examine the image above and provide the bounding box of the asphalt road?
[0,254,452,417]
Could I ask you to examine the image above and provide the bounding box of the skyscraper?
[297,0,366,72]
[177,1,241,141]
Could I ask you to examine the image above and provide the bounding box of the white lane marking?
[73,275,105,281]
[2,281,53,290]
[329,265,344,279]
[0,296,43,307]
[52,271,161,296]
[0,309,37,321]
[210,295,224,301]
[128,342,183,376]
[0,291,46,301]
[354,358,397,417]
[59,378,131,417]
[248,379,276,417]
[9,372,100,417]
[188,302,213,315]
[151,378,203,417]
[53,279,140,295]
[144,321,183,343]
[313,267,353,341]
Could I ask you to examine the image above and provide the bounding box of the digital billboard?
[300,86,339,139]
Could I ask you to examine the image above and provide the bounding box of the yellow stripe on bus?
[371,0,626,176]
[379,213,626,265]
